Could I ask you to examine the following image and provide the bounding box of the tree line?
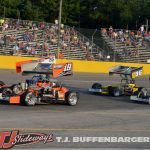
[0,0,150,29]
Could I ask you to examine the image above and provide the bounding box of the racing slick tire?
[66,92,78,106]
[22,92,37,106]
[11,84,23,95]
[92,83,102,89]
[0,88,13,99]
[109,87,121,97]
[137,88,148,98]
[132,87,143,95]
[0,81,5,86]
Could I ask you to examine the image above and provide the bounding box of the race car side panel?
[10,96,20,104]
[52,62,73,77]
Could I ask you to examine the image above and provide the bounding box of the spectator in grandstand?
[0,37,4,48]
[109,26,113,37]
[101,28,107,35]
[139,25,145,36]
[12,43,19,55]
[129,32,136,47]
[23,31,30,42]
[2,21,8,31]
[144,31,150,42]
[19,42,25,51]
[61,41,68,50]
[3,35,10,47]
[43,42,49,51]
[58,51,64,59]
[39,22,45,30]
[9,34,16,42]
[36,42,42,50]
[0,19,4,25]
[26,43,36,55]
[31,31,38,41]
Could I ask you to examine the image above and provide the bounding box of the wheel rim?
[114,90,120,96]
[13,85,22,94]
[25,93,36,105]
[2,89,12,98]
[69,95,77,105]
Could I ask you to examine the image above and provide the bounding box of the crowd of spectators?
[101,25,149,58]
[0,18,102,60]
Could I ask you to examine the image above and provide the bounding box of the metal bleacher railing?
[0,18,106,61]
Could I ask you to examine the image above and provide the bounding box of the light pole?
[57,0,63,59]
[113,32,117,62]
[91,28,97,54]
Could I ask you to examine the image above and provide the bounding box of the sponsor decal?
[0,130,53,149]
[53,65,63,69]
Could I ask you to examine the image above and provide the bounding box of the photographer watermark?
[56,136,150,143]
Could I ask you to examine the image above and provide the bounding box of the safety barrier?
[0,56,150,75]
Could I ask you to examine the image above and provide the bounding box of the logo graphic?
[0,130,53,149]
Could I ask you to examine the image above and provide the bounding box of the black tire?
[66,92,78,106]
[92,83,102,89]
[0,88,13,99]
[109,87,120,97]
[0,81,5,86]
[11,84,23,95]
[133,87,143,95]
[137,88,148,98]
[21,92,37,106]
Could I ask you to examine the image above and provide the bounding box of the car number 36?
[136,70,142,77]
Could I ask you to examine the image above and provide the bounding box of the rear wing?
[109,65,143,79]
[16,58,73,77]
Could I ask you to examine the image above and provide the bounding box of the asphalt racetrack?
[0,69,150,149]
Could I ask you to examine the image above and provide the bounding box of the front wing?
[130,95,150,104]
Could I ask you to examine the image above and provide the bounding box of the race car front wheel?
[23,92,37,106]
[92,83,102,89]
[12,84,23,95]
[66,92,78,106]
[137,88,148,98]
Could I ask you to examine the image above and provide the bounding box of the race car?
[89,65,144,97]
[0,57,79,106]
[130,80,150,104]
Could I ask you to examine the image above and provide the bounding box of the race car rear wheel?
[92,83,102,89]
[109,87,120,97]
[0,81,5,86]
[23,92,37,106]
[0,88,13,99]
[66,92,78,106]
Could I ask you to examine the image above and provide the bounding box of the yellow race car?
[89,65,143,97]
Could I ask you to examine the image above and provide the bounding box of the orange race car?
[0,57,79,106]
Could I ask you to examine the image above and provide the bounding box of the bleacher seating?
[101,28,150,63]
[0,18,104,61]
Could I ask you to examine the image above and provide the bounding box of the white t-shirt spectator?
[140,25,144,32]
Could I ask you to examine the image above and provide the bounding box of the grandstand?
[100,28,150,63]
[0,18,104,61]
[0,18,150,63]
